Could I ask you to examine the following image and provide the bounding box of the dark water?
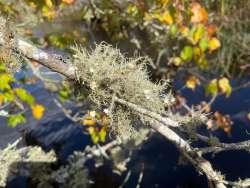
[175,80,250,182]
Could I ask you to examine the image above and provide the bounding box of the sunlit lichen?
[0,140,56,187]
[71,42,173,138]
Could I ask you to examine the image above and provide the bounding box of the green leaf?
[15,88,35,106]
[199,38,209,52]
[0,74,15,90]
[205,79,218,96]
[169,24,178,36]
[196,56,208,70]
[4,91,14,102]
[180,46,193,62]
[7,113,26,128]
[193,24,205,43]
[99,127,107,143]
[91,132,99,144]
[0,64,6,71]
[59,89,69,102]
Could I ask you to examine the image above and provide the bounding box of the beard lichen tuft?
[0,16,22,73]
[71,42,172,138]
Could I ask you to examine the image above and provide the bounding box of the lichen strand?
[0,16,21,73]
[72,43,170,138]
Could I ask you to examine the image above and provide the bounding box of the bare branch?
[200,140,250,154]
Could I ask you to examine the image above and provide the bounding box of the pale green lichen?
[71,42,172,138]
[0,140,56,187]
[0,16,22,73]
[52,151,89,188]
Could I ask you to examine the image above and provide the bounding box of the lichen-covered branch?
[0,138,56,187]
[114,97,179,128]
[200,140,250,154]
[0,17,75,79]
[15,38,76,79]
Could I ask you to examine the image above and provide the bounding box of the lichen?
[0,140,56,187]
[52,151,89,188]
[0,16,22,73]
[71,42,173,138]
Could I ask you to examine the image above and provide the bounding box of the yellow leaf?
[172,57,183,66]
[209,37,221,51]
[180,26,189,37]
[218,77,232,97]
[88,127,95,134]
[45,0,53,8]
[83,118,97,126]
[32,104,45,120]
[161,11,173,25]
[186,76,200,90]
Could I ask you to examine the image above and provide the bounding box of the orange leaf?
[206,25,217,38]
[190,2,208,24]
[214,111,232,134]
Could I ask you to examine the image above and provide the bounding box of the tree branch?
[115,99,226,188]
[0,31,229,188]
[200,140,250,154]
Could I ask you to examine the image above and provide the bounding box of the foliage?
[0,60,46,127]
[0,16,45,127]
[82,110,109,144]
[72,0,233,98]
[205,77,232,97]
[24,0,75,20]
[0,0,241,140]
